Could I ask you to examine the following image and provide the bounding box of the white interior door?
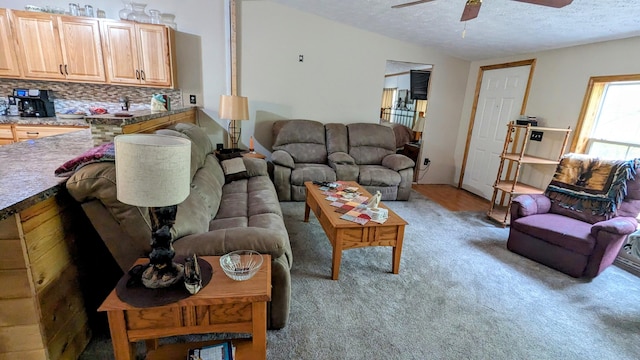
[462,65,531,200]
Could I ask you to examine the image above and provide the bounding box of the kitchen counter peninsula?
[85,107,197,145]
[0,129,95,359]
[0,128,93,221]
[0,116,89,127]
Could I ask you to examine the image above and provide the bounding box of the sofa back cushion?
[273,119,327,163]
[347,123,396,165]
[172,154,223,238]
[325,123,348,154]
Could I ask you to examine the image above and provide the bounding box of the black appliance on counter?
[13,89,56,117]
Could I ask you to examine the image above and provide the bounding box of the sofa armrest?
[271,150,295,169]
[328,152,355,165]
[510,194,551,221]
[173,225,289,259]
[243,157,268,177]
[591,217,638,237]
[381,153,415,172]
[328,152,359,180]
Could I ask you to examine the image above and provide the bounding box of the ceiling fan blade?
[460,0,482,21]
[391,0,435,9]
[511,0,573,8]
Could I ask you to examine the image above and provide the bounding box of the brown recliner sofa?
[271,120,415,201]
[66,122,292,329]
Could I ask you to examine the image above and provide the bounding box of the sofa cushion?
[272,120,328,163]
[221,157,249,183]
[357,165,402,187]
[511,213,595,255]
[291,164,337,186]
[347,123,396,164]
[325,123,348,154]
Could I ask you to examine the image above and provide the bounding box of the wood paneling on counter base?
[0,195,90,360]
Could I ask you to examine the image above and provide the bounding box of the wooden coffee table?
[304,181,408,280]
[98,255,271,360]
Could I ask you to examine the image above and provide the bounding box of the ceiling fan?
[392,0,573,21]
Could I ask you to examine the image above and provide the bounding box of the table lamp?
[115,134,191,288]
[412,113,426,142]
[219,95,249,151]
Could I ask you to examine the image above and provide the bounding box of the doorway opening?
[380,60,433,182]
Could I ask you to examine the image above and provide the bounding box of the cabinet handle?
[26,132,39,136]
[136,70,140,80]
[140,70,145,81]
[64,64,68,75]
[59,64,64,75]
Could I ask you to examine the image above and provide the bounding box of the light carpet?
[80,190,640,359]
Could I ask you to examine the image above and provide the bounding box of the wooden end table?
[304,181,408,280]
[98,255,271,360]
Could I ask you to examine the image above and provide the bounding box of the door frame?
[457,59,537,188]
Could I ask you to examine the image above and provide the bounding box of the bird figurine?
[184,254,202,295]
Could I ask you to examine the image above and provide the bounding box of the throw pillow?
[221,157,248,183]
[215,151,243,161]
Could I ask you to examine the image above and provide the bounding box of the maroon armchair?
[507,154,640,278]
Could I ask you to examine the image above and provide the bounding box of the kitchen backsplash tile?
[0,79,182,115]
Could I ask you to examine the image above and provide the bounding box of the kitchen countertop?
[0,128,94,221]
[0,116,89,127]
[84,107,195,126]
[0,106,195,127]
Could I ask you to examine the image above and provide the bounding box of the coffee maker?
[13,89,56,117]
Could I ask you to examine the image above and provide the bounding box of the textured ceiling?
[269,0,640,61]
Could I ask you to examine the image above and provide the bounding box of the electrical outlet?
[424,158,430,166]
[530,131,543,141]
[299,55,304,62]
[189,95,197,104]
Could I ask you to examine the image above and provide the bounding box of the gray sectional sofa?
[66,122,292,329]
[271,119,415,201]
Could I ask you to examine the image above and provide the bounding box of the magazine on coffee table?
[187,340,234,360]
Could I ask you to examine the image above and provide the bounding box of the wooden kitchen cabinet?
[101,20,175,88]
[14,125,85,141]
[0,124,87,145]
[0,124,14,145]
[9,10,105,82]
[0,9,21,78]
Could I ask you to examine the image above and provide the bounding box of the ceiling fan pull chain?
[462,22,467,39]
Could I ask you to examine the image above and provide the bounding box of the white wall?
[455,36,640,190]
[240,1,470,184]
[4,0,473,183]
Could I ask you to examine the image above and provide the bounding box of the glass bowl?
[220,250,263,281]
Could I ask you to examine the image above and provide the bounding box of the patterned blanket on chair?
[545,153,640,218]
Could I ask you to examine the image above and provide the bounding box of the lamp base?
[141,261,185,289]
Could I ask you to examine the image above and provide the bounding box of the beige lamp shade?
[219,95,249,120]
[412,115,426,132]
[115,134,191,207]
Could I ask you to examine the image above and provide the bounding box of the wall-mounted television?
[410,70,431,100]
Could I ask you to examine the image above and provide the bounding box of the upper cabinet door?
[136,24,172,87]
[57,16,105,82]
[0,9,21,78]
[10,10,65,80]
[101,20,141,85]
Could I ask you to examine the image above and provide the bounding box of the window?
[586,81,640,159]
[572,74,640,275]
[571,74,640,155]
